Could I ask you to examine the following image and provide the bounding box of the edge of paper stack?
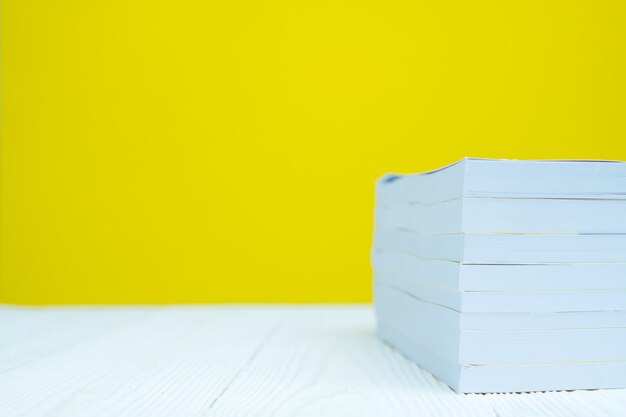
[372,157,626,393]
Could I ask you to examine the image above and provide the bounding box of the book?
[375,284,626,330]
[376,269,626,313]
[377,158,626,206]
[372,249,626,291]
[374,230,626,263]
[376,197,626,234]
[378,322,626,393]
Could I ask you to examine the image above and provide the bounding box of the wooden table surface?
[1,306,625,417]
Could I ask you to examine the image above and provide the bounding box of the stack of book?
[373,158,626,393]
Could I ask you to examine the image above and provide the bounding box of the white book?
[377,158,626,206]
[375,284,626,330]
[375,269,626,313]
[374,230,626,263]
[378,323,626,393]
[376,197,626,234]
[372,249,626,291]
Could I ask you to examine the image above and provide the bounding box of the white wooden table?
[2,306,626,417]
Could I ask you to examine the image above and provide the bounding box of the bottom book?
[378,323,626,393]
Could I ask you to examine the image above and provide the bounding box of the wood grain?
[1,306,625,417]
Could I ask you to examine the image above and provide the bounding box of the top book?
[377,158,626,206]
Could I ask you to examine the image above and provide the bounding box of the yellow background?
[2,0,626,304]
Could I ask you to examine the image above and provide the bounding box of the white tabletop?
[1,306,625,417]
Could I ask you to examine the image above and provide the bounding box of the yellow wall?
[2,0,626,304]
